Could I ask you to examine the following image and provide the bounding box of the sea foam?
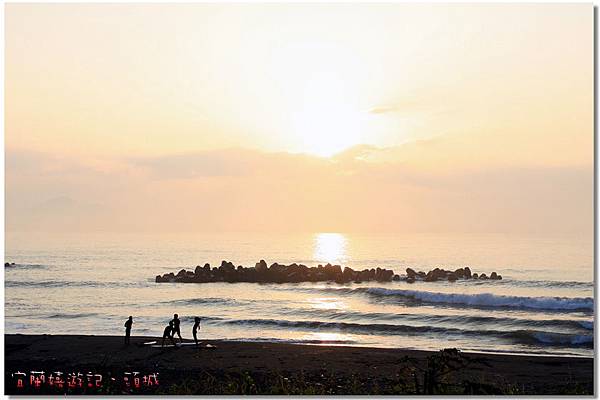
[362,288,594,311]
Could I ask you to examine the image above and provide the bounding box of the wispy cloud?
[367,106,398,114]
[5,144,593,235]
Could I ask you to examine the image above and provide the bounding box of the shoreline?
[5,334,594,395]
[5,332,592,359]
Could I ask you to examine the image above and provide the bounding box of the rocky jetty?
[405,267,501,283]
[155,261,503,285]
[155,260,396,284]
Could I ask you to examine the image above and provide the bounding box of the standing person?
[124,316,133,345]
[192,317,202,346]
[161,321,176,347]
[170,314,183,344]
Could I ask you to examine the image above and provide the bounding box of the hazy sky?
[6,3,593,235]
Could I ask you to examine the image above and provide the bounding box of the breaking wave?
[214,318,593,348]
[359,288,593,311]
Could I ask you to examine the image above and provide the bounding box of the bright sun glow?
[268,40,371,157]
[314,233,348,264]
[290,103,367,157]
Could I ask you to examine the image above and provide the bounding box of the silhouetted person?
[192,317,202,346]
[162,321,176,347]
[124,316,133,345]
[171,314,182,344]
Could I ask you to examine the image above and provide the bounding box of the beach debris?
[155,261,397,284]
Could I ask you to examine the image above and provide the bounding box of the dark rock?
[464,267,472,279]
[472,273,479,279]
[425,271,438,282]
[447,272,457,282]
[479,273,488,280]
[381,269,394,281]
[425,267,450,282]
[406,277,416,284]
[255,260,268,272]
[343,267,355,279]
[154,260,468,283]
[490,272,498,280]
[320,264,342,281]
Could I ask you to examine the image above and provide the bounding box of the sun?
[267,39,372,157]
[290,103,367,157]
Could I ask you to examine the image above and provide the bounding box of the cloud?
[367,106,398,114]
[128,148,332,180]
[131,149,253,179]
[5,144,593,235]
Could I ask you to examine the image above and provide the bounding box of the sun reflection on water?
[313,233,348,264]
[308,297,347,310]
[300,332,356,345]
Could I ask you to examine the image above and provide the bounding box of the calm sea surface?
[5,232,594,357]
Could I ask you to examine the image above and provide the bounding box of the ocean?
[4,231,594,357]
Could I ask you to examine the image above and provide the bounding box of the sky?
[5,3,593,235]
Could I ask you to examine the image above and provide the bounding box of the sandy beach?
[5,2,595,397]
[5,334,594,395]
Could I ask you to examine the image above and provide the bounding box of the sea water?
[4,232,594,357]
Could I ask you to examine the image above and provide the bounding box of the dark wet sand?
[5,334,594,395]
